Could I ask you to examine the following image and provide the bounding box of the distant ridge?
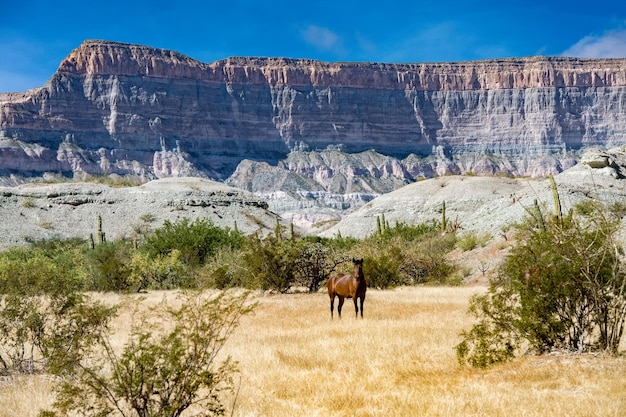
[1,40,626,227]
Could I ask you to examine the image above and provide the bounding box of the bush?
[84,240,134,292]
[127,250,190,291]
[456,199,626,368]
[456,231,491,251]
[0,246,114,375]
[363,250,405,288]
[197,248,254,289]
[351,222,457,287]
[242,235,300,292]
[379,220,441,242]
[142,218,243,266]
[42,291,254,417]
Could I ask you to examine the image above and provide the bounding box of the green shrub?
[142,218,243,266]
[242,235,300,292]
[84,240,134,292]
[457,199,626,368]
[0,246,114,375]
[377,220,440,242]
[128,250,190,291]
[42,291,254,417]
[363,250,405,288]
[456,231,491,251]
[197,248,253,289]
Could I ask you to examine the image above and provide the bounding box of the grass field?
[1,286,625,416]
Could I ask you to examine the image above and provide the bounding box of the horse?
[327,258,367,319]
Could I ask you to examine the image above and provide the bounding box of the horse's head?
[352,258,364,280]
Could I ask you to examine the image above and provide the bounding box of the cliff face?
[2,40,626,187]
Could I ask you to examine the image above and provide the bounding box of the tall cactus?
[441,201,447,233]
[549,174,562,224]
[533,199,545,232]
[97,215,105,244]
[274,217,282,241]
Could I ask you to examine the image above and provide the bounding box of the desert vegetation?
[0,215,460,416]
[457,185,626,368]
[0,288,624,416]
[1,181,626,415]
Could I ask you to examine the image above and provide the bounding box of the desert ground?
[1,287,625,417]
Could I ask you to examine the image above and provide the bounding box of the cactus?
[97,215,105,244]
[549,174,562,224]
[289,222,295,240]
[89,233,95,250]
[533,199,545,232]
[441,201,447,233]
[234,221,239,234]
[274,217,282,241]
[381,213,387,232]
[377,216,382,234]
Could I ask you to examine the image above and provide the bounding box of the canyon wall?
[2,40,626,190]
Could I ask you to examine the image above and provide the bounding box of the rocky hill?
[320,147,626,239]
[0,177,280,250]
[3,40,626,227]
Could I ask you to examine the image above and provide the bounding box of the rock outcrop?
[0,177,279,249]
[2,40,626,227]
[320,146,626,239]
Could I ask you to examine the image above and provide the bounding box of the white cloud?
[301,25,340,52]
[562,28,626,58]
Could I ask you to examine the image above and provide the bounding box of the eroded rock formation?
[2,40,626,226]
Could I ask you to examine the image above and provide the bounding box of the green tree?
[42,291,254,417]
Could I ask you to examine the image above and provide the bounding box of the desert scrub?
[456,231,491,251]
[21,198,36,208]
[457,199,626,368]
[41,291,254,417]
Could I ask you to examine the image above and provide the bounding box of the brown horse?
[327,258,367,319]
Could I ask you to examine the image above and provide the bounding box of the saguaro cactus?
[549,174,562,224]
[97,215,105,244]
[274,217,282,241]
[441,201,447,233]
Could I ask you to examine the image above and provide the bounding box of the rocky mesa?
[2,40,626,228]
[2,40,626,180]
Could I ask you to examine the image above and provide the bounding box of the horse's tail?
[327,274,336,296]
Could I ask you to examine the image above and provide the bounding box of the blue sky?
[1,0,626,92]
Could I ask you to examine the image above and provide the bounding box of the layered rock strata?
[2,40,626,183]
[2,40,626,228]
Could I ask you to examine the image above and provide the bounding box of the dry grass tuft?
[1,287,625,416]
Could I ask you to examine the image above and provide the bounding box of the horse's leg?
[359,295,365,318]
[329,294,335,319]
[337,296,345,319]
[353,297,359,318]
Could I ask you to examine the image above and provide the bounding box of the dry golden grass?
[1,287,625,416]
